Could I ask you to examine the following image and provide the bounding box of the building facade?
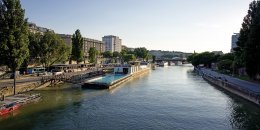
[83,38,105,57]
[102,35,122,52]
[231,33,239,52]
[58,34,105,60]
[57,34,72,46]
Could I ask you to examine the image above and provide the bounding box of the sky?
[20,0,252,53]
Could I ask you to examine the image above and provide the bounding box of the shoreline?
[195,67,260,106]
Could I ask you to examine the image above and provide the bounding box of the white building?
[231,33,239,52]
[102,35,122,52]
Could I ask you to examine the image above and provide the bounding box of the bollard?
[0,94,4,101]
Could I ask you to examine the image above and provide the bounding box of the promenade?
[0,67,102,88]
[201,68,260,95]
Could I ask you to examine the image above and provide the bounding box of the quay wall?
[0,70,103,97]
[0,81,50,97]
[195,68,260,106]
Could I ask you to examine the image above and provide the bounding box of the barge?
[82,63,150,89]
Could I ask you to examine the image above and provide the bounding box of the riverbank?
[195,67,260,106]
[0,69,104,97]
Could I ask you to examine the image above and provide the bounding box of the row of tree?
[188,1,260,80]
[0,0,81,94]
[187,52,235,74]
[233,0,260,79]
[101,47,149,63]
[27,32,70,68]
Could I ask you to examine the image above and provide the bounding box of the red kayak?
[0,102,21,116]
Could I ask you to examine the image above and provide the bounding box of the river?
[0,66,260,130]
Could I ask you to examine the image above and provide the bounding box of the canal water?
[0,66,260,130]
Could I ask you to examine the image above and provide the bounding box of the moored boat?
[0,102,21,116]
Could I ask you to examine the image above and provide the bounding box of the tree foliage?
[217,59,233,73]
[0,0,29,71]
[134,47,148,61]
[88,47,98,63]
[71,29,84,64]
[39,31,70,68]
[122,54,136,63]
[102,51,113,58]
[113,51,120,58]
[0,0,29,94]
[234,1,260,79]
[28,32,42,65]
[187,52,216,67]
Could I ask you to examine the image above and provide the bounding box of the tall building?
[102,35,122,52]
[231,33,239,52]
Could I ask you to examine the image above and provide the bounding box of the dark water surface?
[1,66,260,130]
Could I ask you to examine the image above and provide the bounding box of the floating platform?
[82,67,150,89]
[82,74,131,89]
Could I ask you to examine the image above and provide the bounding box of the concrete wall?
[203,74,260,106]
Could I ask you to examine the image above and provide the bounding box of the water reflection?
[0,66,260,130]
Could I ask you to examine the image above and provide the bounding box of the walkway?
[201,68,260,95]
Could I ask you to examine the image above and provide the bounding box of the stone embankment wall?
[195,67,260,106]
[0,81,50,97]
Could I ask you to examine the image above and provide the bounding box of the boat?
[0,102,21,116]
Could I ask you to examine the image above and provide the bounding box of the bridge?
[155,57,188,64]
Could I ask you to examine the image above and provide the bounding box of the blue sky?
[20,0,252,53]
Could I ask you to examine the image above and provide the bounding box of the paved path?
[201,68,260,94]
[0,68,102,88]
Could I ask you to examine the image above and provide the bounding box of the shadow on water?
[188,69,260,130]
[0,83,108,130]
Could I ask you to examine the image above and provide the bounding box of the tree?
[218,59,233,73]
[113,51,121,63]
[235,1,260,79]
[187,52,215,68]
[39,31,70,68]
[71,29,84,64]
[152,55,156,63]
[102,51,113,58]
[113,51,120,58]
[0,0,29,95]
[123,54,136,63]
[245,1,260,79]
[217,53,234,62]
[28,32,42,66]
[134,47,148,61]
[88,47,98,63]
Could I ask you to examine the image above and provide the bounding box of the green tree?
[28,32,42,66]
[123,54,136,63]
[217,53,234,62]
[39,31,70,68]
[113,51,120,58]
[235,1,260,79]
[245,1,260,79]
[217,59,233,73]
[0,0,29,95]
[102,51,113,58]
[88,47,98,63]
[71,29,84,64]
[113,51,121,63]
[134,47,148,61]
[187,52,215,68]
